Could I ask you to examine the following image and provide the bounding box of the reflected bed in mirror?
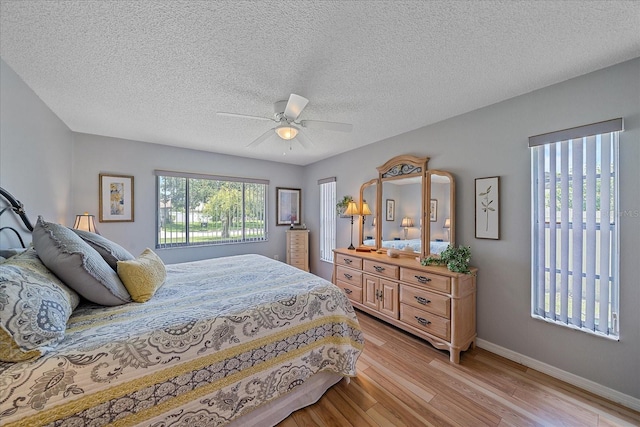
[363,238,448,254]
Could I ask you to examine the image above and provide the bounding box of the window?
[319,177,336,263]
[530,118,622,338]
[156,170,268,248]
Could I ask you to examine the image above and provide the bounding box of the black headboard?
[0,186,34,248]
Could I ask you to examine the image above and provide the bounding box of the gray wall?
[0,58,73,246]
[71,133,304,264]
[304,58,640,401]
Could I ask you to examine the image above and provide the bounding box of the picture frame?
[99,174,134,222]
[385,199,395,221]
[475,176,500,239]
[430,199,438,222]
[276,187,301,226]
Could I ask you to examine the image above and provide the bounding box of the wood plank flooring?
[278,310,640,427]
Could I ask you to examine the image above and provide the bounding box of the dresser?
[333,248,476,363]
[286,230,309,272]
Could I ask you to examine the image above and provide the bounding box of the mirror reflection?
[360,180,377,246]
[428,172,453,255]
[380,176,422,254]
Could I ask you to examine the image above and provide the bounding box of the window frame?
[155,170,269,248]
[319,177,337,263]
[530,119,622,339]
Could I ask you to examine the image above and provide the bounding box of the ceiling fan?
[217,94,353,151]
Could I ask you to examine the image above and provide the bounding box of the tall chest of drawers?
[333,248,477,363]
[286,230,309,272]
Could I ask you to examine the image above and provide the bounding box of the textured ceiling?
[1,1,639,166]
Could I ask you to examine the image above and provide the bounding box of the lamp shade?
[73,212,99,234]
[344,201,360,216]
[443,218,451,229]
[275,124,299,140]
[401,217,414,228]
[361,202,372,216]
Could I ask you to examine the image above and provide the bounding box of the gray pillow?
[0,249,79,362]
[32,216,131,306]
[71,229,134,270]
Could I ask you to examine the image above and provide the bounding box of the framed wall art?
[385,199,395,221]
[475,176,500,239]
[99,174,134,222]
[430,199,438,222]
[276,187,301,226]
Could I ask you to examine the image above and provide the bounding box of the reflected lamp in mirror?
[344,201,360,250]
[443,218,451,241]
[361,201,372,225]
[73,212,100,234]
[401,216,414,240]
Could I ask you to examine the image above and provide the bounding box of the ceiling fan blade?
[217,112,274,122]
[283,94,309,121]
[246,128,275,148]
[299,119,353,133]
[295,131,313,149]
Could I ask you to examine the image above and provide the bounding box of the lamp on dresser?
[344,201,360,250]
[401,216,414,240]
[361,201,372,226]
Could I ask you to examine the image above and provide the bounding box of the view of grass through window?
[156,173,268,247]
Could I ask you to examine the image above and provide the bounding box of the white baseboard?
[476,338,640,412]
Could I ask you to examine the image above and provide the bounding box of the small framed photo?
[276,187,301,226]
[475,176,500,239]
[386,199,395,221]
[430,199,438,222]
[99,174,134,222]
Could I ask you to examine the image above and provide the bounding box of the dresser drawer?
[289,233,307,243]
[335,254,362,269]
[400,304,450,340]
[400,267,451,293]
[363,260,399,279]
[336,280,362,303]
[336,266,363,286]
[400,285,450,319]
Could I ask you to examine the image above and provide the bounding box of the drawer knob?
[344,259,352,264]
[415,275,431,283]
[415,296,431,305]
[374,265,386,272]
[343,288,353,294]
[343,273,353,280]
[415,316,431,326]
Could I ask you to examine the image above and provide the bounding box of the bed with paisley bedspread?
[0,254,364,426]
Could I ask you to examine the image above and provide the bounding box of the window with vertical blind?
[530,118,622,339]
[319,177,337,263]
[155,170,268,248]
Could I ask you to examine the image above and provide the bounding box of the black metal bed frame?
[0,186,34,248]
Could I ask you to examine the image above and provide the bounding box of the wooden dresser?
[286,230,309,272]
[333,248,476,363]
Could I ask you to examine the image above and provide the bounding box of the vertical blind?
[530,119,622,338]
[319,177,337,263]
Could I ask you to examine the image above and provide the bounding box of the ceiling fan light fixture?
[275,124,298,140]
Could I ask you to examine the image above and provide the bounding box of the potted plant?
[336,195,354,216]
[421,245,473,274]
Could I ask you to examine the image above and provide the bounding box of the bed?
[363,238,449,254]
[0,188,363,427]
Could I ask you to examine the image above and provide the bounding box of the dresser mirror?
[359,179,378,247]
[358,154,455,258]
[426,170,455,255]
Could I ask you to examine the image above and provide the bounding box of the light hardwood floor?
[278,311,640,427]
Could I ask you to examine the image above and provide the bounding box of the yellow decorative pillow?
[117,249,166,303]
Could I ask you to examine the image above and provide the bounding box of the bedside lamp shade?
[73,212,99,234]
